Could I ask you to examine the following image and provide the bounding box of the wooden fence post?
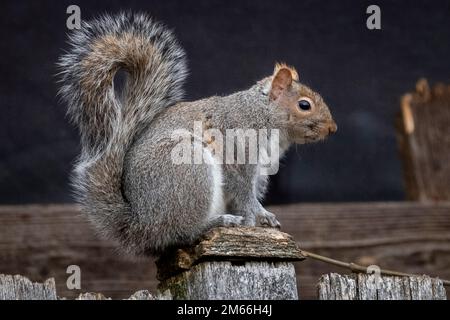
[156,227,305,300]
[396,79,450,201]
[0,274,57,300]
[0,274,157,300]
[318,273,447,300]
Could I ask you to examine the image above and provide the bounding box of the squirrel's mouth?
[293,133,330,144]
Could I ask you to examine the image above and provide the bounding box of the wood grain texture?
[272,202,450,299]
[0,272,156,300]
[396,79,450,201]
[0,202,449,299]
[156,227,304,281]
[0,204,158,299]
[159,261,298,300]
[318,273,447,300]
[0,274,57,300]
[156,227,301,300]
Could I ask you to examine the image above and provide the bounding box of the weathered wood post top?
[156,227,305,300]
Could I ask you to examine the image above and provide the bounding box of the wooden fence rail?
[0,202,449,299]
[1,226,447,300]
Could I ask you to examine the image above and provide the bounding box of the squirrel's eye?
[298,99,311,111]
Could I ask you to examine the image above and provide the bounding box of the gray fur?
[58,12,187,154]
[58,12,336,256]
[57,12,188,255]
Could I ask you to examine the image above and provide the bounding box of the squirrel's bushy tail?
[58,12,187,255]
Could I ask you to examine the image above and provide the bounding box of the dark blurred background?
[1,0,449,204]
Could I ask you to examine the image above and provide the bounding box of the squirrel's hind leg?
[123,132,246,254]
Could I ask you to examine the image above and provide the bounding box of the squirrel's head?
[263,63,337,144]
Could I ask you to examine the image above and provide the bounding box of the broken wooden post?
[0,274,57,300]
[396,79,450,201]
[318,273,447,300]
[156,227,305,300]
[0,273,160,300]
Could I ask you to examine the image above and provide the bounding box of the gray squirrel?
[58,12,336,256]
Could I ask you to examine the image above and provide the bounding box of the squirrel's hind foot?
[240,209,281,229]
[206,214,245,229]
[256,210,281,229]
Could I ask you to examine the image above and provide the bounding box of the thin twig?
[300,249,450,287]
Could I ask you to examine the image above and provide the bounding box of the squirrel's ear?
[269,63,298,100]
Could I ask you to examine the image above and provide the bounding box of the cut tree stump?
[156,227,305,300]
[318,273,447,300]
[397,79,450,201]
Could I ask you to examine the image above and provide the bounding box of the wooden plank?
[0,203,449,299]
[317,273,357,300]
[318,273,447,300]
[272,202,450,299]
[396,79,450,201]
[0,204,158,299]
[191,227,304,261]
[0,274,57,300]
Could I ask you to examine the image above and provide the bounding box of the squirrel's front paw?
[255,210,281,229]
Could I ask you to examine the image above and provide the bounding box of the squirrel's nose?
[328,121,337,135]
